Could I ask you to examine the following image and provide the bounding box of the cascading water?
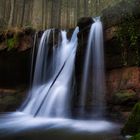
[80,17,105,118]
[22,27,79,118]
[0,18,119,139]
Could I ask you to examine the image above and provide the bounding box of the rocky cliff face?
[74,0,140,119]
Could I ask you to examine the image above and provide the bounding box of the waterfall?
[80,17,105,118]
[22,27,79,118]
[0,19,119,137]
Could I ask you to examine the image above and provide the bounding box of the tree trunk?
[8,0,15,27]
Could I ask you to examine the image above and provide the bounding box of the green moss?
[6,36,18,51]
[122,102,140,135]
[130,133,140,140]
[0,96,18,111]
[114,90,136,104]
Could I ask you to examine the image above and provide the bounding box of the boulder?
[77,17,93,31]
[0,88,26,112]
[113,89,137,105]
[122,102,140,135]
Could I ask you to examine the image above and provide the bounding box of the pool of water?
[0,112,125,140]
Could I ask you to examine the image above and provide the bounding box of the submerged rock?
[122,102,140,135]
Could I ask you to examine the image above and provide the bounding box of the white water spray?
[0,19,119,138]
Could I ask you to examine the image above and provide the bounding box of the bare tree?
[20,0,26,27]
[8,0,15,27]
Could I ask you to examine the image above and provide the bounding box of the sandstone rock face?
[106,67,140,121]
[106,67,140,98]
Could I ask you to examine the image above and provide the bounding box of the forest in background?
[0,0,122,29]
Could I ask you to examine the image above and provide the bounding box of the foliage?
[114,90,136,104]
[130,133,140,140]
[116,14,140,66]
[6,36,18,51]
[121,102,140,135]
[4,27,22,51]
[116,15,140,48]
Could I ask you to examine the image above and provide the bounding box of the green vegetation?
[116,16,140,48]
[122,102,140,135]
[114,90,136,104]
[130,133,140,140]
[6,36,18,51]
[116,15,140,66]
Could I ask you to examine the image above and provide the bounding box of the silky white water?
[21,27,79,118]
[80,17,105,118]
[0,20,119,138]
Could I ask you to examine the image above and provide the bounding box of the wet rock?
[104,26,117,41]
[18,35,33,51]
[105,38,124,69]
[0,88,27,112]
[75,17,93,101]
[122,102,140,135]
[113,89,137,105]
[0,49,31,87]
[67,28,75,40]
[77,17,93,30]
[0,27,35,51]
[106,67,140,97]
[23,27,35,36]
[106,67,140,121]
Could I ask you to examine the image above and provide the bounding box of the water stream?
[80,17,105,118]
[0,19,123,140]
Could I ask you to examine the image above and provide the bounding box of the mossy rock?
[121,102,140,135]
[6,37,18,51]
[0,95,20,111]
[130,133,140,140]
[113,90,137,105]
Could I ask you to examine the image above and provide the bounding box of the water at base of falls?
[0,112,121,140]
[0,19,121,139]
